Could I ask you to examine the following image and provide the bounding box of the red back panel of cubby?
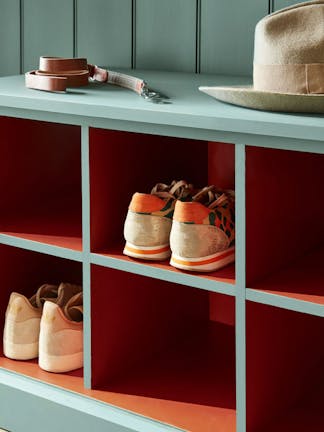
[0,117,81,234]
[209,292,235,326]
[246,302,324,432]
[246,147,324,285]
[208,143,235,190]
[90,265,209,387]
[89,129,210,251]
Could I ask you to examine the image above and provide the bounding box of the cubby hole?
[246,301,324,432]
[246,147,324,304]
[89,265,236,432]
[0,245,83,384]
[0,117,82,251]
[89,128,235,283]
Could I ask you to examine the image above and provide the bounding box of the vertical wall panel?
[0,1,20,76]
[135,0,197,72]
[77,0,132,68]
[274,0,306,11]
[200,0,268,76]
[23,0,74,72]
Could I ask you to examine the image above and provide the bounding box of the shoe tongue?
[30,284,59,309]
[56,283,82,308]
[64,292,83,322]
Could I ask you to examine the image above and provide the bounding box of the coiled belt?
[25,57,159,100]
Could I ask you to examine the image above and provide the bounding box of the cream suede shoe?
[3,283,82,361]
[3,284,58,360]
[123,180,193,260]
[38,292,83,373]
[170,187,235,272]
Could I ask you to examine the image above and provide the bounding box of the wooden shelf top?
[0,70,323,143]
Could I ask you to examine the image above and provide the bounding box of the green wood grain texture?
[274,0,306,11]
[135,0,197,72]
[76,0,132,68]
[23,0,74,72]
[0,1,20,76]
[200,0,268,76]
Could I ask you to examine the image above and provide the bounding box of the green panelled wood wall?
[0,1,20,76]
[0,0,306,77]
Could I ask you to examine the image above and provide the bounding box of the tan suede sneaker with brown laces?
[170,186,235,272]
[39,291,83,373]
[123,180,193,260]
[3,283,82,361]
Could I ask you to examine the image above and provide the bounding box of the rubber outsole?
[170,246,235,272]
[124,242,171,260]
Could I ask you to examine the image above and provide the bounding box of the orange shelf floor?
[0,212,82,252]
[1,231,82,252]
[250,246,324,305]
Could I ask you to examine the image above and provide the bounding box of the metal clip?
[141,83,169,104]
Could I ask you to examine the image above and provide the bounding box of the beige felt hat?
[199,0,324,113]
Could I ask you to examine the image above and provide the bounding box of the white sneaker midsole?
[3,339,39,360]
[170,246,235,272]
[38,351,83,373]
[124,241,171,260]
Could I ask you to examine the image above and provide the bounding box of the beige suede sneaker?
[170,186,235,272]
[123,180,193,260]
[3,283,82,361]
[38,292,83,373]
[3,284,58,360]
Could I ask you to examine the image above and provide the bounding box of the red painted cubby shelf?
[246,302,324,432]
[89,127,236,284]
[250,245,324,305]
[90,265,236,432]
[0,117,82,251]
[0,245,83,379]
[246,146,324,304]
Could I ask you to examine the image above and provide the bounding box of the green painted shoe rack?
[0,69,323,432]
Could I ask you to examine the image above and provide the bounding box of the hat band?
[254,63,324,95]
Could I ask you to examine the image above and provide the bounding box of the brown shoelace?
[151,180,194,200]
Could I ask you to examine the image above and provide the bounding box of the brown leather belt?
[25,56,156,98]
[26,57,94,92]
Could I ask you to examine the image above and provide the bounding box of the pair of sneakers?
[3,282,83,373]
[123,180,235,272]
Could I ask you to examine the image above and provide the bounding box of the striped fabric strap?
[25,56,164,101]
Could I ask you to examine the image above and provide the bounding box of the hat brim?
[199,85,324,114]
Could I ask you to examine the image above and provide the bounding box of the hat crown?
[254,0,324,65]
[253,0,324,94]
[199,1,324,112]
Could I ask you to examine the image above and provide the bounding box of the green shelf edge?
[0,369,182,432]
[246,288,324,318]
[0,234,83,262]
[90,252,236,296]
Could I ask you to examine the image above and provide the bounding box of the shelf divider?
[235,143,246,432]
[81,125,92,389]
